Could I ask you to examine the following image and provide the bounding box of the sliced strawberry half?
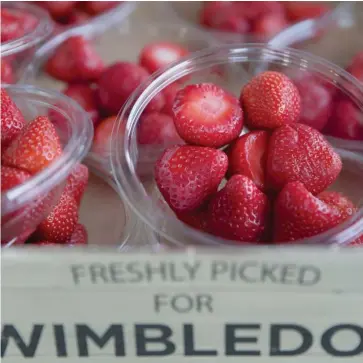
[155,145,228,213]
[68,223,88,245]
[173,83,244,147]
[37,193,78,243]
[207,174,269,243]
[1,88,25,147]
[1,58,14,84]
[139,42,189,75]
[241,71,301,129]
[273,182,352,243]
[228,130,269,191]
[63,163,89,206]
[267,123,342,194]
[2,115,63,174]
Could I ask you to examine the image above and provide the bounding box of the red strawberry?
[68,223,88,245]
[139,42,189,75]
[293,73,333,131]
[2,116,62,174]
[273,182,350,243]
[37,193,78,243]
[80,1,119,15]
[228,130,269,191]
[1,8,38,43]
[207,174,269,243]
[252,12,288,38]
[65,10,89,25]
[137,112,183,146]
[241,71,301,129]
[38,1,76,20]
[326,97,363,141]
[319,191,357,218]
[284,2,330,22]
[63,83,100,126]
[346,51,363,83]
[267,123,342,194]
[173,83,244,147]
[97,62,164,114]
[349,235,363,247]
[63,164,89,206]
[176,204,209,232]
[45,36,104,82]
[1,166,31,191]
[1,58,14,84]
[1,88,25,147]
[155,145,228,213]
[162,83,180,116]
[235,1,285,21]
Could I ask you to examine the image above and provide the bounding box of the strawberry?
[139,42,189,75]
[63,83,100,126]
[241,71,301,129]
[68,223,88,245]
[80,1,119,15]
[273,182,351,243]
[97,62,165,115]
[137,112,183,146]
[252,12,288,38]
[64,10,89,25]
[326,97,363,141]
[1,8,38,43]
[284,2,330,22]
[38,2,76,20]
[267,123,342,194]
[1,166,31,191]
[200,2,237,28]
[293,73,333,131]
[228,130,269,191]
[173,83,243,147]
[234,1,285,21]
[1,88,25,147]
[176,204,209,232]
[318,191,357,218]
[346,51,363,83]
[155,145,228,213]
[349,236,363,247]
[162,83,180,116]
[37,193,78,243]
[1,58,14,84]
[63,163,89,206]
[207,174,269,243]
[45,36,104,82]
[2,116,62,174]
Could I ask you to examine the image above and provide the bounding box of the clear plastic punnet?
[110,44,363,248]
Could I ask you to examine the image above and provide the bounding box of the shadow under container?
[111,44,363,248]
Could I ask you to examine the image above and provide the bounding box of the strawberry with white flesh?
[228,130,269,191]
[207,175,269,243]
[63,163,89,206]
[139,42,189,75]
[267,123,342,194]
[2,116,62,174]
[37,193,78,243]
[155,145,228,213]
[241,71,301,129]
[173,83,244,147]
[273,182,356,243]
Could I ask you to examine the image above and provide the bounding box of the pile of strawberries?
[154,71,362,245]
[1,89,89,247]
[43,35,190,157]
[199,1,329,38]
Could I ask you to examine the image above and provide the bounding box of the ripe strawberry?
[64,10,89,25]
[252,12,288,38]
[162,83,180,116]
[137,112,183,146]
[273,182,350,243]
[293,73,333,131]
[38,1,76,20]
[80,1,119,15]
[207,174,269,243]
[2,116,62,174]
[139,42,189,75]
[235,1,285,21]
[63,83,100,126]
[37,193,78,243]
[1,166,31,191]
[63,164,89,206]
[267,123,342,194]
[346,51,363,83]
[173,83,243,147]
[176,204,209,232]
[228,130,269,191]
[68,223,88,245]
[284,2,329,22]
[45,36,104,82]
[326,97,363,141]
[318,191,357,219]
[1,8,38,43]
[155,145,228,213]
[1,88,25,147]
[1,58,14,84]
[241,71,301,129]
[97,62,165,115]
